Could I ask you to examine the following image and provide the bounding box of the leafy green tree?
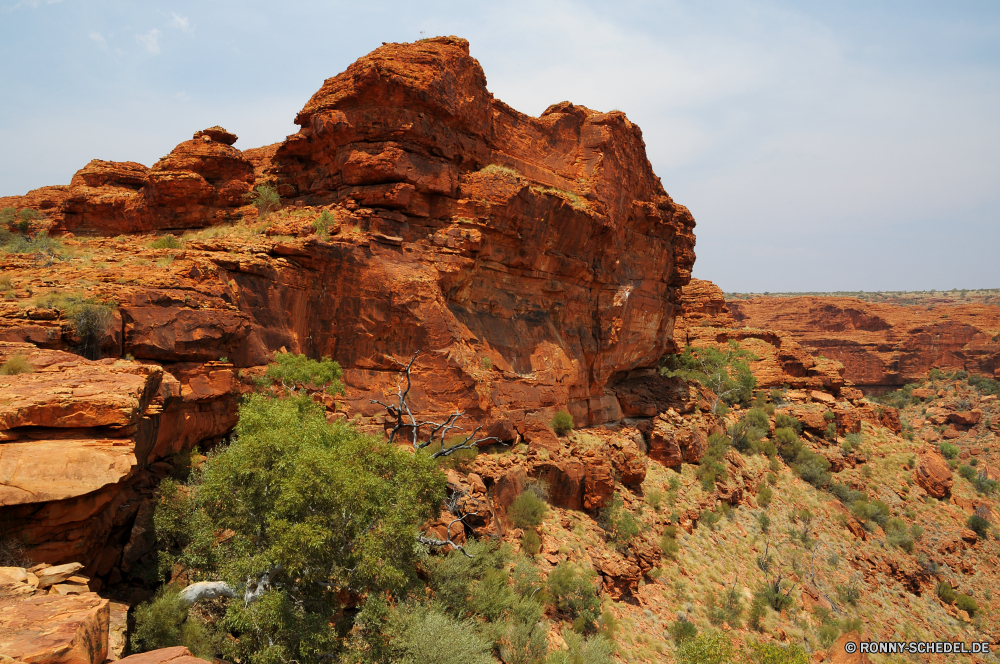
[546,563,602,632]
[263,351,345,395]
[142,393,446,663]
[662,342,758,412]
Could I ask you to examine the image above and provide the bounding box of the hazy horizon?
[2,1,998,292]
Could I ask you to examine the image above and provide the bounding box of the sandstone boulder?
[647,417,707,467]
[914,454,953,499]
[0,592,109,664]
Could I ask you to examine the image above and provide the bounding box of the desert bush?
[668,618,699,644]
[263,351,345,395]
[312,210,335,237]
[150,234,183,249]
[743,640,810,664]
[546,563,601,632]
[706,585,743,627]
[757,513,771,534]
[730,412,768,454]
[697,432,731,490]
[774,413,802,433]
[966,514,991,538]
[599,492,639,550]
[545,630,615,664]
[829,482,863,505]
[836,582,860,606]
[851,498,890,529]
[34,294,116,360]
[939,442,959,459]
[375,602,495,664]
[646,490,666,512]
[521,529,542,555]
[956,594,978,616]
[659,525,679,561]
[823,410,836,422]
[773,427,801,462]
[662,341,758,411]
[0,353,33,375]
[757,485,773,509]
[884,517,916,553]
[246,184,281,217]
[792,448,831,489]
[0,536,32,567]
[129,586,218,657]
[551,410,574,436]
[937,581,956,604]
[510,490,547,529]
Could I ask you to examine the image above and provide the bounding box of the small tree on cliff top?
[662,341,758,413]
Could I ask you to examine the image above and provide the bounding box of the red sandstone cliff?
[0,37,695,570]
[728,296,1000,390]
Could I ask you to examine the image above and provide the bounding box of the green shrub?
[757,485,773,509]
[668,618,699,644]
[659,525,679,561]
[956,594,978,617]
[521,529,541,555]
[546,563,601,632]
[774,413,802,434]
[551,410,574,436]
[939,442,959,459]
[246,184,281,217]
[312,210,335,237]
[706,585,743,627]
[697,432,730,490]
[510,490,547,529]
[646,490,666,512]
[851,498,890,529]
[545,630,615,664]
[150,234,183,250]
[829,483,863,505]
[792,448,831,488]
[264,351,345,395]
[823,410,836,422]
[743,640,810,664]
[730,415,767,454]
[883,518,915,553]
[599,492,639,550]
[774,427,801,461]
[33,294,116,360]
[836,582,860,606]
[661,342,758,411]
[130,586,218,657]
[937,581,956,604]
[966,514,991,538]
[0,353,33,375]
[757,513,771,534]
[379,603,495,664]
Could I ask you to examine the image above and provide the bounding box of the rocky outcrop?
[728,296,1000,390]
[4,37,695,429]
[0,591,109,664]
[670,279,849,393]
[0,342,237,574]
[35,125,257,236]
[914,454,953,499]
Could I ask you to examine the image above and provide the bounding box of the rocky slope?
[727,295,1000,392]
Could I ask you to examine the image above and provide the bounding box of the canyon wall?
[728,296,1000,391]
[0,37,695,570]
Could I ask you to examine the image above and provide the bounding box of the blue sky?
[2,0,998,292]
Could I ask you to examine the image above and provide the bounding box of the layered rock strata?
[728,296,1000,391]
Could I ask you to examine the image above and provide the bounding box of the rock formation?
[728,295,1000,391]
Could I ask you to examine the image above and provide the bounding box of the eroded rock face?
[728,296,1000,390]
[914,454,953,499]
[672,278,848,393]
[0,343,237,570]
[0,592,109,664]
[44,126,256,235]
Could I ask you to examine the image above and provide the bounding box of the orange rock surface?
[728,295,1000,390]
[0,592,109,664]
